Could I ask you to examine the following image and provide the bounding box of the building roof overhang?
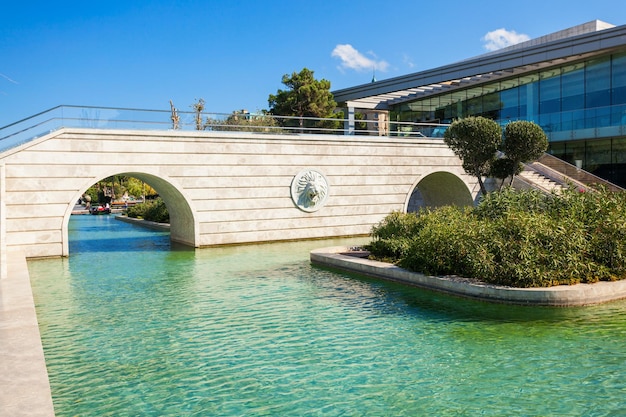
[334,21,626,110]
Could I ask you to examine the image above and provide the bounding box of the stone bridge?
[0,127,479,274]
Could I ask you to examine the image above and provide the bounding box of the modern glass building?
[333,21,626,187]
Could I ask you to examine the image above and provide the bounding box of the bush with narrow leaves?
[367,187,626,287]
[126,198,170,223]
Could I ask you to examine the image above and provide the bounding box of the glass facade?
[389,51,626,187]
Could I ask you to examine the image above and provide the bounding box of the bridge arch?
[405,171,474,212]
[62,171,198,256]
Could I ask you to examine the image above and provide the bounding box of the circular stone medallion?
[290,169,329,212]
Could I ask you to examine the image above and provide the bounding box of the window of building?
[586,57,611,128]
[612,52,626,104]
[561,64,585,110]
[586,138,612,171]
[613,137,626,164]
[567,140,587,166]
[500,80,520,121]
[518,74,539,122]
[390,52,626,134]
[611,52,626,125]
[539,69,561,132]
[481,82,501,119]
[548,141,566,160]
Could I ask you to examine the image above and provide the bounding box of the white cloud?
[482,29,530,51]
[331,44,389,72]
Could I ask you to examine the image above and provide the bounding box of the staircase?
[512,153,624,194]
[517,168,567,193]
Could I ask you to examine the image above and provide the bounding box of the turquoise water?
[29,215,626,416]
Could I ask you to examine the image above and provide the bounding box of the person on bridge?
[82,193,91,209]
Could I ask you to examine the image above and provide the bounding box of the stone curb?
[0,250,55,417]
[114,215,170,231]
[310,246,626,306]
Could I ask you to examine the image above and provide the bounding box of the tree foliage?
[490,158,523,190]
[126,197,169,223]
[207,110,280,133]
[83,177,157,206]
[268,68,337,132]
[443,118,547,194]
[443,116,502,195]
[501,120,548,185]
[125,177,157,199]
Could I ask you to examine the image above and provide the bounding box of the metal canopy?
[334,22,626,110]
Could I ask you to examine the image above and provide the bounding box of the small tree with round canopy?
[501,120,548,185]
[443,116,502,196]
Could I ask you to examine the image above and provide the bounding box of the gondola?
[90,205,111,215]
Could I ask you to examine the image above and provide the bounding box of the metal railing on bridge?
[0,105,449,153]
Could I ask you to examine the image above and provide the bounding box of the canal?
[28,215,626,416]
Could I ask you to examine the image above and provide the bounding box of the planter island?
[310,246,626,307]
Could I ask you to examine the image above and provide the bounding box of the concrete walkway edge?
[0,250,55,417]
[115,214,170,231]
[311,246,626,306]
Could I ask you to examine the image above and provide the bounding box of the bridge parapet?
[1,105,449,154]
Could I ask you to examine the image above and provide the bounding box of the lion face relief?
[291,169,329,212]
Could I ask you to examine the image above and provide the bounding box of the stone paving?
[0,251,55,417]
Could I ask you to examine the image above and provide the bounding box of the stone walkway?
[0,251,55,417]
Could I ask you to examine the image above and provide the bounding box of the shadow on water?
[68,215,194,254]
[313,264,626,326]
[70,235,170,253]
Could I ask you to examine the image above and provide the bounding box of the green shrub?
[474,187,548,220]
[125,198,170,223]
[370,210,425,239]
[365,211,425,261]
[484,212,595,287]
[398,206,482,277]
[367,188,626,288]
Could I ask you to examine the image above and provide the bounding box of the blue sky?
[2,0,626,126]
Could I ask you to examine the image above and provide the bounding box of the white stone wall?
[0,128,478,260]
